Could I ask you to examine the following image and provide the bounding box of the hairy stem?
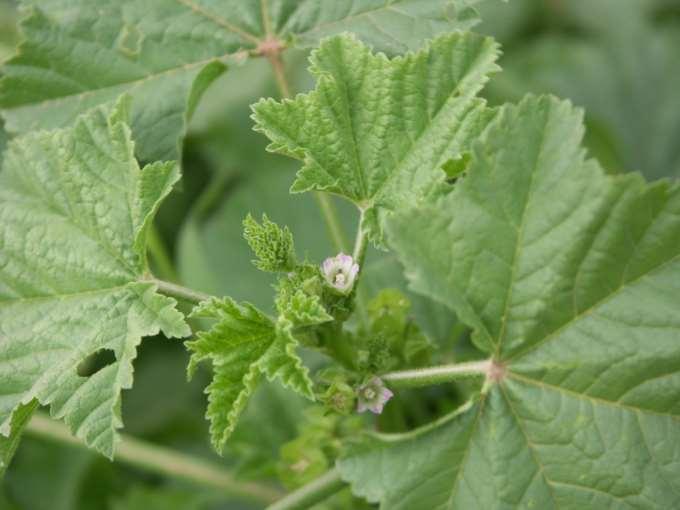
[267,468,345,510]
[352,210,368,266]
[352,209,370,323]
[383,359,492,388]
[268,51,292,99]
[150,277,212,305]
[314,192,350,253]
[146,225,179,282]
[26,413,283,504]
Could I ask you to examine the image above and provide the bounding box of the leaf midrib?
[309,36,494,207]
[174,0,261,44]
[493,111,549,359]
[506,251,680,362]
[507,372,680,421]
[0,283,136,306]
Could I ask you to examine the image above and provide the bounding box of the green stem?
[26,413,283,505]
[351,209,370,325]
[147,225,179,282]
[352,209,368,267]
[268,51,292,100]
[383,359,492,388]
[314,192,350,253]
[150,277,212,305]
[267,469,345,510]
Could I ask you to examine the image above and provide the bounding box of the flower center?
[363,388,376,399]
[334,272,346,286]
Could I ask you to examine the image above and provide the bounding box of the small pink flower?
[321,253,359,294]
[357,377,393,414]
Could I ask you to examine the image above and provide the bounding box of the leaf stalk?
[150,278,212,305]
[383,359,492,388]
[146,224,179,282]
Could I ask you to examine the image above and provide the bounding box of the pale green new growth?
[0,97,190,462]
[338,96,680,508]
[278,290,333,328]
[252,32,499,244]
[187,298,314,451]
[275,264,333,328]
[243,214,296,273]
[0,0,482,162]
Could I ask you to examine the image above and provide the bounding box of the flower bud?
[321,381,356,415]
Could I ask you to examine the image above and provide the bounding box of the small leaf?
[252,32,499,244]
[0,97,190,460]
[275,264,333,328]
[339,95,680,508]
[365,289,432,369]
[243,213,296,273]
[187,298,314,451]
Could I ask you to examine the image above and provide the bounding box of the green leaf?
[365,289,432,369]
[252,32,499,244]
[0,97,190,460]
[0,400,37,477]
[489,0,680,179]
[1,0,484,162]
[228,383,308,480]
[282,0,483,54]
[112,487,213,510]
[4,435,106,510]
[243,213,296,273]
[187,298,314,451]
[275,263,333,328]
[0,3,226,162]
[338,96,680,508]
[0,1,18,63]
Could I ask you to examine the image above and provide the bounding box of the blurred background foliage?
[1,0,679,508]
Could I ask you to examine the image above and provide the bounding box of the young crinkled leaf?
[252,32,499,244]
[0,0,484,162]
[0,96,190,462]
[275,263,333,328]
[243,213,296,273]
[338,96,680,508]
[187,298,314,451]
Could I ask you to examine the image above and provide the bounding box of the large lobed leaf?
[338,96,680,508]
[1,0,484,162]
[252,32,499,244]
[0,96,190,462]
[187,298,314,452]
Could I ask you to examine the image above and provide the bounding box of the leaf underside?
[252,31,499,244]
[0,97,189,460]
[338,95,680,509]
[0,0,483,162]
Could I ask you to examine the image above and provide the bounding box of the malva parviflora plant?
[1,1,680,509]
